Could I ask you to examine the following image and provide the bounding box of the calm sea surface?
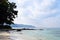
[0,28,60,40]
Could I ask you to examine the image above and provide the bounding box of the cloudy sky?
[9,0,60,28]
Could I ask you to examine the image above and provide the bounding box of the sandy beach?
[0,31,24,40]
[0,31,41,40]
[0,30,59,40]
[0,31,28,40]
[0,31,48,40]
[0,32,10,40]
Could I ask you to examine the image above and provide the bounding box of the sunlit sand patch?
[0,32,10,40]
[0,32,10,36]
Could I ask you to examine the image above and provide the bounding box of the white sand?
[0,32,10,40]
[0,31,47,40]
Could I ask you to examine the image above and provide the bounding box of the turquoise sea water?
[9,28,60,40]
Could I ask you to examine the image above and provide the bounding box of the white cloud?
[40,0,56,8]
[13,0,60,28]
[20,0,56,19]
[41,15,60,28]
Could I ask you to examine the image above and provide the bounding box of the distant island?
[10,24,36,31]
[10,24,36,29]
[0,24,43,31]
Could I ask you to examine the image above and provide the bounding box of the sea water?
[9,28,60,40]
[0,28,60,40]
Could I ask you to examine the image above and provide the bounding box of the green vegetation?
[0,0,18,29]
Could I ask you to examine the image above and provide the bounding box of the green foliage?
[0,0,18,25]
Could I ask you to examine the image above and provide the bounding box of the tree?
[0,0,18,29]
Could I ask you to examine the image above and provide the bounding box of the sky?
[9,0,60,28]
